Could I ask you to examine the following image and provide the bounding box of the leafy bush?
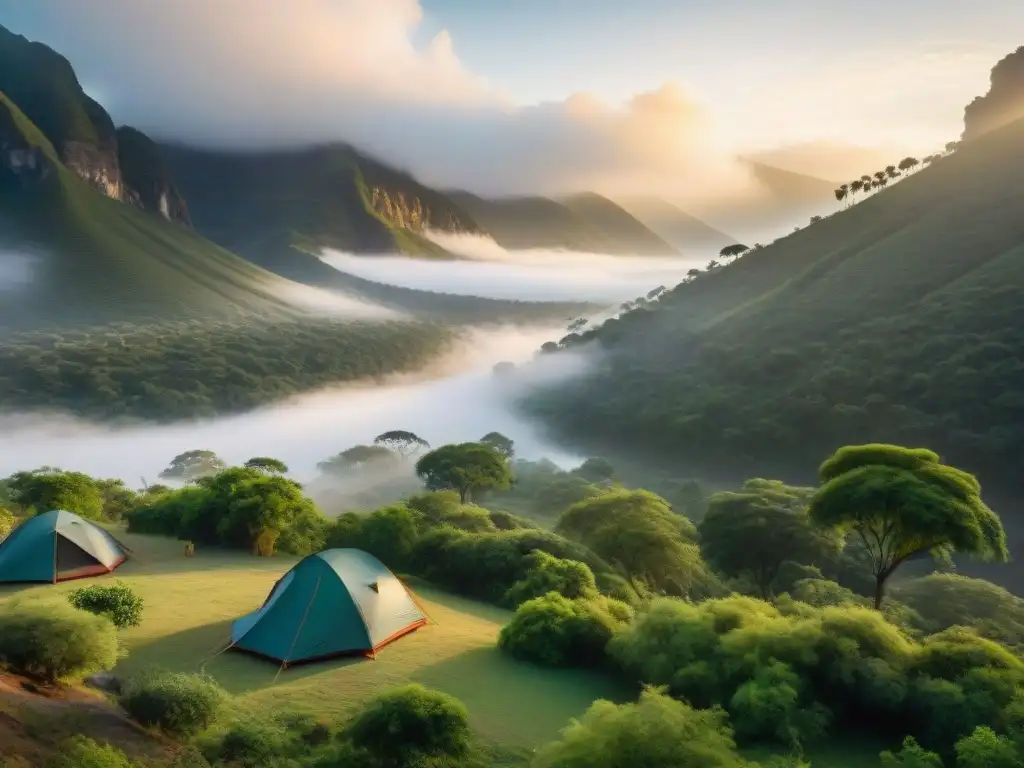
[0,507,15,540]
[0,598,118,682]
[503,550,597,606]
[343,684,470,767]
[498,593,632,667]
[68,583,144,629]
[954,725,1023,768]
[532,687,752,768]
[47,737,136,768]
[880,736,943,767]
[119,669,226,737]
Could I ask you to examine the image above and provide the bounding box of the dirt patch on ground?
[0,672,176,766]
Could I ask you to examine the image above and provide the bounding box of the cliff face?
[0,98,55,188]
[368,185,473,233]
[964,46,1024,140]
[116,127,190,225]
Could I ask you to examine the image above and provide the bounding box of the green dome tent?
[0,510,128,583]
[230,549,427,666]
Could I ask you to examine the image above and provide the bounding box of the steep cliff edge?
[116,126,190,224]
[964,46,1024,141]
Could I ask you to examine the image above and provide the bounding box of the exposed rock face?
[369,185,473,233]
[116,126,191,226]
[63,139,122,199]
[964,46,1024,140]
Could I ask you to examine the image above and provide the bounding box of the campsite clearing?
[0,531,628,748]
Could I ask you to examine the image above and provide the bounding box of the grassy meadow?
[0,531,629,750]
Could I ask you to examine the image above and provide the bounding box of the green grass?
[0,532,628,749]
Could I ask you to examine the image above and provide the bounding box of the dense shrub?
[609,595,1024,755]
[503,551,597,607]
[498,593,632,668]
[0,507,15,540]
[954,725,1023,768]
[126,468,327,557]
[68,583,144,629]
[0,598,118,682]
[119,670,226,737]
[532,687,752,768]
[880,736,943,767]
[47,737,136,768]
[343,684,470,768]
[487,509,532,530]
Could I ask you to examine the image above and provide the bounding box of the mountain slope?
[524,116,1024,491]
[616,197,736,256]
[445,191,617,252]
[0,92,321,329]
[160,143,481,263]
[557,193,678,256]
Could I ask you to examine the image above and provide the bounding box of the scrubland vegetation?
[3,435,1023,767]
[0,318,452,421]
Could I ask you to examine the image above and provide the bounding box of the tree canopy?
[808,444,1008,608]
[243,457,289,475]
[479,431,515,459]
[159,450,225,483]
[318,445,396,475]
[414,442,513,503]
[5,469,105,519]
[573,457,615,482]
[373,430,430,457]
[700,483,837,598]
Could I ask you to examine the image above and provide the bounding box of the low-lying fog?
[0,253,34,292]
[320,233,705,303]
[0,324,589,494]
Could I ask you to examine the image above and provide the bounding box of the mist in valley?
[0,322,593,508]
[321,233,704,303]
[0,252,34,292]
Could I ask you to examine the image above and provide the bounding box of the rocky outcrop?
[964,46,1024,140]
[369,185,474,233]
[63,139,122,199]
[116,127,190,226]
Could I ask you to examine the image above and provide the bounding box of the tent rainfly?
[0,510,128,583]
[230,548,427,666]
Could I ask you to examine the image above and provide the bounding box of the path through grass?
[0,532,628,748]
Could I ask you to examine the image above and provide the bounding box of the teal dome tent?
[0,510,128,583]
[230,549,427,666]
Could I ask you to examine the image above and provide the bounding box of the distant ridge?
[616,197,736,256]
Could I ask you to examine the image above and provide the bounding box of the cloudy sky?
[0,0,1018,200]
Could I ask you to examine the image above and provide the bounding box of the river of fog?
[0,324,588,489]
[320,232,705,303]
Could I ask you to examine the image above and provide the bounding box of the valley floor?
[0,531,627,750]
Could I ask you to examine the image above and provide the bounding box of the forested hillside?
[524,114,1024,491]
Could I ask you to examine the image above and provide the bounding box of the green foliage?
[0,597,118,682]
[880,736,943,767]
[894,574,1024,653]
[68,583,144,629]
[557,489,712,597]
[522,122,1024,493]
[243,457,289,475]
[700,483,837,598]
[159,451,226,483]
[498,592,632,668]
[531,474,604,519]
[119,669,226,737]
[808,444,1008,608]
[128,468,326,556]
[0,319,452,420]
[415,443,513,503]
[329,504,422,570]
[5,468,105,519]
[405,491,496,533]
[954,726,1023,768]
[343,684,470,768]
[479,431,515,459]
[203,712,334,768]
[0,507,15,540]
[319,445,397,475]
[47,737,136,768]
[572,457,615,482]
[503,551,597,606]
[531,687,751,768]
